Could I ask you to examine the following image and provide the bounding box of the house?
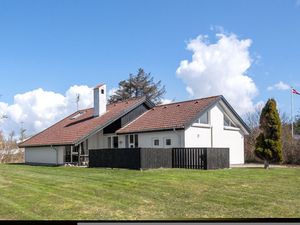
[19,83,250,166]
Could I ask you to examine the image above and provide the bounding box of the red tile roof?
[117,96,221,134]
[19,97,146,147]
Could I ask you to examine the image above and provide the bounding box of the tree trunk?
[264,160,270,169]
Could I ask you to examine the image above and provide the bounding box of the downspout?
[173,128,182,147]
[50,145,59,166]
[211,127,214,148]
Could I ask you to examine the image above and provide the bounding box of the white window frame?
[107,135,119,148]
[126,134,138,148]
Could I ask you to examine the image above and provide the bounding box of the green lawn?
[0,164,299,220]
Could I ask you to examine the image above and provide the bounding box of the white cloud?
[267,81,290,91]
[108,87,118,97]
[0,85,94,138]
[176,32,258,115]
[160,99,173,105]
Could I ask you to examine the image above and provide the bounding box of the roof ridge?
[71,97,147,112]
[157,95,222,107]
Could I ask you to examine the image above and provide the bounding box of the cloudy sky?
[0,0,300,137]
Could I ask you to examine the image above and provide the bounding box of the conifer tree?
[255,98,283,169]
[108,68,166,104]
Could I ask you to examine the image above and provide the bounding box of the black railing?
[172,148,205,169]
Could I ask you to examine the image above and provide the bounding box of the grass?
[0,164,299,220]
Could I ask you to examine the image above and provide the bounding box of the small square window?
[166,139,171,146]
[154,139,159,146]
[101,89,104,94]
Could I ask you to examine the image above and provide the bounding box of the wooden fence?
[172,148,205,169]
[89,147,229,170]
[172,148,229,170]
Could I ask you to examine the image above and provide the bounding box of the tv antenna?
[76,93,80,111]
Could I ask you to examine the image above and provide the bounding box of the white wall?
[184,125,212,148]
[88,130,126,149]
[25,146,64,165]
[88,130,105,149]
[137,130,184,148]
[88,130,184,149]
[184,104,245,165]
[210,104,244,164]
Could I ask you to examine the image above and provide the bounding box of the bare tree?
[19,122,27,142]
[244,106,262,163]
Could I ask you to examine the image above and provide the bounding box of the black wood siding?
[103,103,149,134]
[121,104,149,127]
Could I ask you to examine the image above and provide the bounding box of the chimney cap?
[94,83,105,89]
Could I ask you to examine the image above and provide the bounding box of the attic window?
[101,89,104,94]
[196,111,209,124]
[70,111,85,120]
[224,114,237,127]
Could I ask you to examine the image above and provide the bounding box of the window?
[224,114,236,127]
[107,136,119,148]
[224,115,230,126]
[135,134,139,148]
[101,89,104,94]
[70,111,85,120]
[126,134,139,148]
[154,139,159,146]
[130,134,134,144]
[113,136,119,148]
[65,146,71,163]
[196,111,209,124]
[166,139,172,146]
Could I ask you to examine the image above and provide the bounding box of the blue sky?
[0,0,300,135]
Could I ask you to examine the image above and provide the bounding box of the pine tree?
[255,98,283,169]
[108,68,166,104]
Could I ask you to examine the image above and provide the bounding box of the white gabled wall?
[184,104,245,165]
[25,146,65,165]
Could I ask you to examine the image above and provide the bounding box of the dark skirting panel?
[89,147,229,170]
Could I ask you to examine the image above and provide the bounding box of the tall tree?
[255,99,283,169]
[108,68,166,104]
[294,115,300,135]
